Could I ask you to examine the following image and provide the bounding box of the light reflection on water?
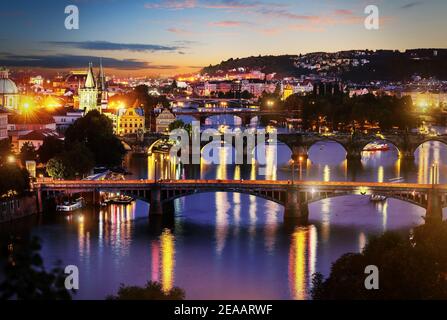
[13,137,447,299]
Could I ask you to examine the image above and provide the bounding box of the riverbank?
[0,194,38,223]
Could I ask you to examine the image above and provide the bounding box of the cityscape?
[1,0,447,307]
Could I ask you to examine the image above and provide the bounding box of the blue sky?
[0,0,446,76]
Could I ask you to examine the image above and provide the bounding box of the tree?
[65,110,126,167]
[46,144,94,179]
[20,142,37,164]
[38,136,64,164]
[168,119,191,134]
[0,165,30,198]
[106,281,185,300]
[0,138,11,165]
[0,236,72,300]
[46,157,68,179]
[311,223,447,300]
[63,143,94,178]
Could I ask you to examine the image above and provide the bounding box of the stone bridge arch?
[159,188,286,206]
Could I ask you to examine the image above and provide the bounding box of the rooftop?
[19,129,64,141]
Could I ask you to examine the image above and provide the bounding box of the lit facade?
[0,67,19,110]
[117,108,145,135]
[78,62,108,113]
[155,109,176,133]
[0,108,8,141]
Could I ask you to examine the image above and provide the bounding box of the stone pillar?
[199,115,207,126]
[291,145,308,161]
[426,188,443,224]
[346,146,362,160]
[241,115,251,127]
[400,147,415,160]
[284,187,309,225]
[36,189,43,213]
[149,187,163,216]
[92,189,101,206]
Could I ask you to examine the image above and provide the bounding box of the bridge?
[277,132,447,160]
[173,109,292,126]
[127,131,447,162]
[34,180,447,225]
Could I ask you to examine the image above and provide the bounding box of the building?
[155,108,176,133]
[282,84,294,100]
[117,107,145,135]
[17,129,63,153]
[0,108,8,141]
[8,112,56,133]
[0,67,19,110]
[78,63,100,113]
[78,62,108,113]
[50,108,84,132]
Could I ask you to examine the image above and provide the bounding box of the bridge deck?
[34,179,444,191]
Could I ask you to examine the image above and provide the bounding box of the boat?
[363,142,390,152]
[370,194,387,202]
[56,197,84,212]
[109,195,134,205]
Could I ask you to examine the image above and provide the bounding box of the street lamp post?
[291,160,295,185]
[154,158,158,182]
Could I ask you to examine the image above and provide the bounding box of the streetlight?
[7,155,15,164]
[431,162,439,185]
[154,158,158,182]
[291,159,295,185]
[266,100,274,108]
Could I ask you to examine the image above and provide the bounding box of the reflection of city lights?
[378,166,384,183]
[289,227,310,300]
[160,229,175,294]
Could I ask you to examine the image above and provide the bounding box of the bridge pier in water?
[284,187,309,226]
[426,188,443,224]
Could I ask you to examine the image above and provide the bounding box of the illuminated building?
[282,84,294,101]
[0,108,8,141]
[78,61,108,113]
[117,107,145,135]
[0,67,19,110]
[79,63,100,113]
[155,108,176,133]
[50,108,83,132]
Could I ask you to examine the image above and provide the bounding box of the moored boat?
[364,143,390,152]
[370,194,387,202]
[109,195,135,205]
[56,197,84,212]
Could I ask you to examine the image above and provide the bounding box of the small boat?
[364,143,390,152]
[370,194,387,202]
[56,197,84,212]
[109,195,134,205]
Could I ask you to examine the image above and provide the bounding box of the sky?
[0,0,446,76]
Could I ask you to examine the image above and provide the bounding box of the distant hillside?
[201,49,447,81]
[202,55,301,78]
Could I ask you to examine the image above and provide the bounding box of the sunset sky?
[1,0,446,76]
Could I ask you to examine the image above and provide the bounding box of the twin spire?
[84,59,106,89]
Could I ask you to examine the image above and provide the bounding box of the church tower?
[97,58,108,110]
[79,63,100,113]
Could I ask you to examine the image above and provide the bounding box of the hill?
[201,49,447,81]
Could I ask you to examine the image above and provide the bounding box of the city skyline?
[1,0,446,76]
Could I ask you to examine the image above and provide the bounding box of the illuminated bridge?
[34,180,447,225]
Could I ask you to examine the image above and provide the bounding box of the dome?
[0,78,18,94]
